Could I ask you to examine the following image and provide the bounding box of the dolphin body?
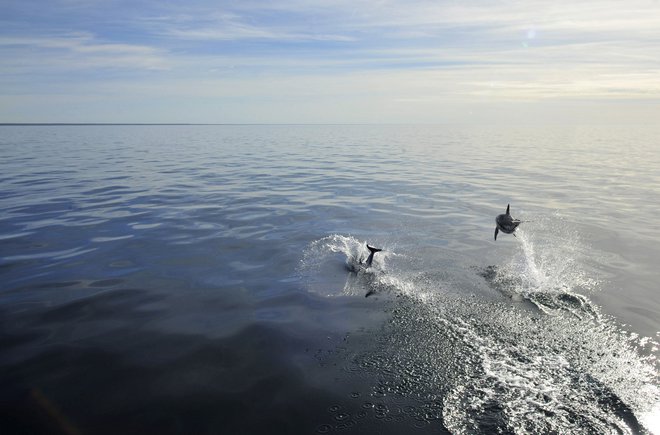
[345,244,382,298]
[494,204,522,241]
[363,245,383,298]
[346,244,382,274]
[363,244,382,267]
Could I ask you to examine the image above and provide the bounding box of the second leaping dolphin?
[494,204,522,241]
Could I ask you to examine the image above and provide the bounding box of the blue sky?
[1,0,659,123]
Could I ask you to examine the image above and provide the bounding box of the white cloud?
[166,26,354,42]
[1,0,659,122]
[0,33,169,73]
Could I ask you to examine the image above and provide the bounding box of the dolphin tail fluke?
[364,244,382,267]
[367,245,382,254]
[494,227,499,241]
[506,204,510,215]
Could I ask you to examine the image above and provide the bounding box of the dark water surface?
[1,125,658,434]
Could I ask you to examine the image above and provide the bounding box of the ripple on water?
[0,231,34,241]
[2,246,97,263]
[315,424,332,434]
[88,279,124,288]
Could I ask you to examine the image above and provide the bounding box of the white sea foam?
[302,232,659,433]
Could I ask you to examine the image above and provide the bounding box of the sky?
[1,0,659,123]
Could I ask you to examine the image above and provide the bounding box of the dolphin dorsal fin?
[506,204,510,215]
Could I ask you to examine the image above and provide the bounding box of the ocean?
[1,124,658,434]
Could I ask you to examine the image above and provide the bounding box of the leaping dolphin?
[353,244,382,298]
[363,244,382,267]
[346,244,383,274]
[494,204,522,240]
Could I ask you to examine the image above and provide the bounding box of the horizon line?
[2,121,657,127]
[0,122,428,126]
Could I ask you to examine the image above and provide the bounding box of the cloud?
[166,26,354,42]
[0,33,169,74]
[1,0,659,122]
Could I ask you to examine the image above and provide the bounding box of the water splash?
[486,213,600,318]
[302,234,659,433]
[298,235,394,297]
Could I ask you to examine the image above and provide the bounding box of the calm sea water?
[1,124,658,434]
